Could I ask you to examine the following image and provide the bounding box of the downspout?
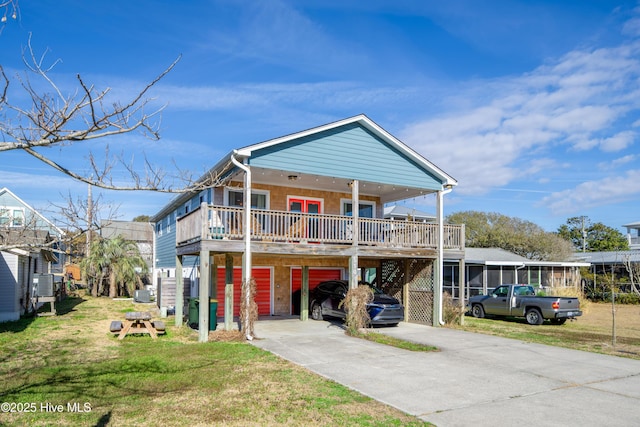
[230,150,253,340]
[149,220,157,294]
[437,185,454,326]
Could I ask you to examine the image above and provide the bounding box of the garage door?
[216,267,272,317]
[291,268,342,314]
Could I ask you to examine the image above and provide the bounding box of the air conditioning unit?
[33,274,55,297]
[134,290,151,303]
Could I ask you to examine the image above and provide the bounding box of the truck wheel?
[525,308,544,325]
[550,318,567,325]
[471,304,485,318]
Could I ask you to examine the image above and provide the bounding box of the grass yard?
[0,294,428,427]
[451,302,640,359]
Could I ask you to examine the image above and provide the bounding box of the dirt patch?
[209,329,246,342]
[579,303,640,336]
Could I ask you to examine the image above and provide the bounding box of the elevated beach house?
[151,115,463,341]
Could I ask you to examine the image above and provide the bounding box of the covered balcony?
[176,204,464,256]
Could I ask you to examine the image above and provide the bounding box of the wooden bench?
[153,320,166,334]
[110,320,123,332]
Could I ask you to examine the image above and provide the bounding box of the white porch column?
[349,179,359,289]
[231,152,253,339]
[459,258,465,326]
[435,185,453,326]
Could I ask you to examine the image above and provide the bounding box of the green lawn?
[450,303,640,360]
[0,295,428,426]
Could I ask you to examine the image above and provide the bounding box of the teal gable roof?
[242,116,450,191]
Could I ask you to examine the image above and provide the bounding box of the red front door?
[288,198,321,214]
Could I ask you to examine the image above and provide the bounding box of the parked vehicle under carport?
[309,280,404,326]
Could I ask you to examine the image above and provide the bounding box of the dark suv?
[309,280,404,326]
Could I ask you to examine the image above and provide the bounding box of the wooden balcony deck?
[176,205,464,253]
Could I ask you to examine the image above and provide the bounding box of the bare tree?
[0,0,18,30]
[1,35,186,191]
[48,190,120,257]
[0,7,227,256]
[0,207,57,252]
[622,252,640,296]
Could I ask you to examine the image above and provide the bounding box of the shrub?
[587,292,640,305]
[547,286,591,314]
[340,285,374,335]
[442,292,465,324]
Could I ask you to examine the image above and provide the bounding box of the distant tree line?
[446,211,628,261]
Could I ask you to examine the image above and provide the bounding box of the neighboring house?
[151,115,463,339]
[100,220,154,273]
[623,222,640,250]
[383,205,435,222]
[0,188,65,322]
[443,247,590,299]
[574,250,640,290]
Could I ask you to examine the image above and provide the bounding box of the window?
[493,286,509,297]
[0,209,9,225]
[227,189,268,209]
[487,266,501,288]
[342,200,375,218]
[502,268,515,284]
[0,208,25,227]
[12,210,24,226]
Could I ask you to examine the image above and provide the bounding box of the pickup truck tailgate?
[558,298,580,310]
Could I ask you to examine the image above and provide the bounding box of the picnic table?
[115,311,162,340]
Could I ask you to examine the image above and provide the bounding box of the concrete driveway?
[251,319,640,426]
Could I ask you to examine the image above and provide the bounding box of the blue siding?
[155,227,176,268]
[249,123,442,190]
[154,189,212,268]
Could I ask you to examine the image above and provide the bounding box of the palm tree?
[81,236,147,297]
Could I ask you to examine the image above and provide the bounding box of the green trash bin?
[188,297,218,331]
[188,297,199,326]
[209,298,218,331]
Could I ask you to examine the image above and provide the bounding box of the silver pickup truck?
[467,284,582,325]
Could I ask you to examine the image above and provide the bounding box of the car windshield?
[361,282,384,295]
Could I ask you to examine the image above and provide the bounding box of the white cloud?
[540,169,640,215]
[598,154,637,170]
[399,17,640,197]
[600,131,636,152]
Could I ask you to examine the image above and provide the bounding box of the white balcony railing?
[176,204,464,250]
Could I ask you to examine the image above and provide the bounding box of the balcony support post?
[349,179,359,289]
[300,266,309,321]
[435,185,454,326]
[175,254,184,327]
[198,249,210,342]
[231,151,253,339]
[224,254,234,331]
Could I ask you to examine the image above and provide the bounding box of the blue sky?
[1,0,639,233]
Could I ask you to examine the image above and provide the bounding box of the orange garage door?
[216,267,272,317]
